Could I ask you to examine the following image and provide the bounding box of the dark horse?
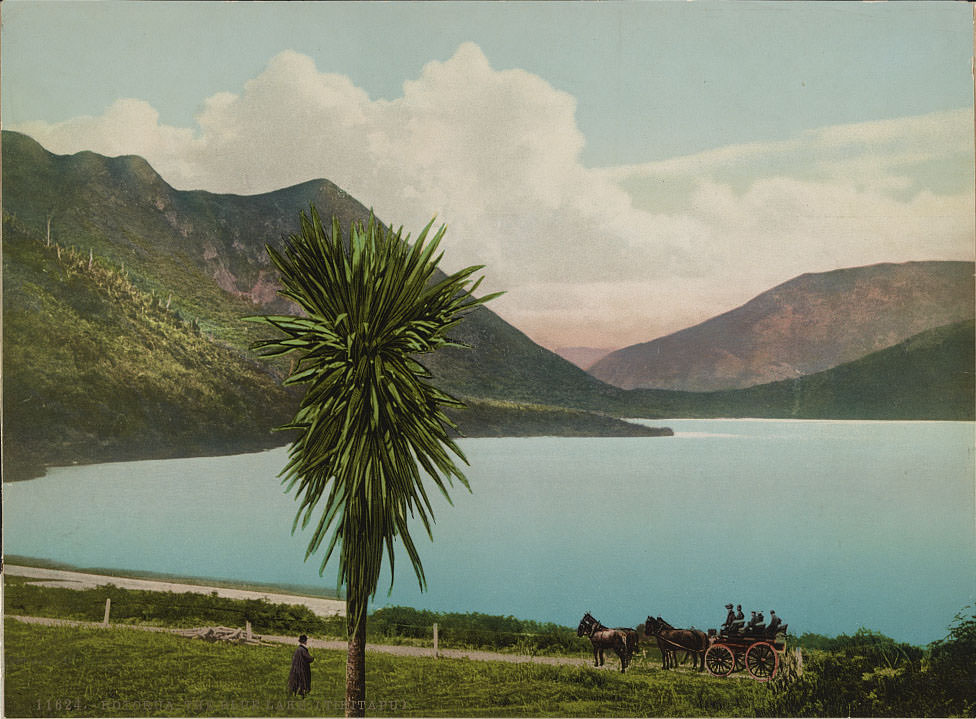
[644,616,708,671]
[577,612,636,672]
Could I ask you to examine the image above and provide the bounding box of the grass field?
[3,619,768,717]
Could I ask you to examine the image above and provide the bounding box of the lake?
[4,419,973,646]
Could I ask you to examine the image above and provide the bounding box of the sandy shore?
[4,565,345,617]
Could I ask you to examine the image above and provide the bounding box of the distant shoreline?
[3,558,344,608]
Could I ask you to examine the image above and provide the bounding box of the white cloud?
[14,98,200,163]
[13,46,974,350]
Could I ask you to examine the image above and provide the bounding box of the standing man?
[287,634,314,697]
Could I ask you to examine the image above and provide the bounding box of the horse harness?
[649,631,701,654]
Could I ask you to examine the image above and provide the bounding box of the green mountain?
[2,132,666,480]
[0,130,636,408]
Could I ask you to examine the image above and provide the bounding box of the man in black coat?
[287,634,314,697]
[722,603,736,630]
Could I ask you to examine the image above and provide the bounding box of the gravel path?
[6,615,593,668]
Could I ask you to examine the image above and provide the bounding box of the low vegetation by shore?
[445,398,672,439]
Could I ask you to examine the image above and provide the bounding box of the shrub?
[758,613,976,717]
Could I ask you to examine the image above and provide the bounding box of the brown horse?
[644,616,708,671]
[617,626,640,661]
[577,612,632,672]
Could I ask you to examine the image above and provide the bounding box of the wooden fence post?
[102,598,111,626]
[246,621,252,642]
[433,623,439,658]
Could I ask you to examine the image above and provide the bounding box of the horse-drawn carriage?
[578,610,788,681]
[644,612,788,681]
[703,624,787,681]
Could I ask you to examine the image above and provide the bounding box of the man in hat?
[767,611,782,634]
[722,604,735,631]
[731,604,746,634]
[287,634,314,697]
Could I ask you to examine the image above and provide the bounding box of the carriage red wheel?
[704,644,735,677]
[745,641,778,681]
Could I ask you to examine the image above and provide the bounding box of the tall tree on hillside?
[247,207,498,717]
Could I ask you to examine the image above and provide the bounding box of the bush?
[758,613,976,717]
[368,606,589,654]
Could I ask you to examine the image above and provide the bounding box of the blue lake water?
[4,419,974,646]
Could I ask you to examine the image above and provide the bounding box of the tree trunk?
[345,586,367,718]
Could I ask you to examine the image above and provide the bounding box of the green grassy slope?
[732,319,975,420]
[2,214,298,480]
[3,620,766,718]
[627,320,975,420]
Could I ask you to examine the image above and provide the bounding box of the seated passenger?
[767,611,783,635]
[729,604,745,633]
[722,603,735,630]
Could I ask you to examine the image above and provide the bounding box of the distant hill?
[553,347,614,370]
[1,132,665,479]
[674,320,975,420]
[589,262,975,391]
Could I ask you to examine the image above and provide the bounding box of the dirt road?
[6,614,593,668]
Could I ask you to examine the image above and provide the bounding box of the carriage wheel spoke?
[745,642,779,681]
[705,644,735,677]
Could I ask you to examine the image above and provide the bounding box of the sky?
[3,1,974,351]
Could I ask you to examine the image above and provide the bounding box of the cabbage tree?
[248,207,497,716]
